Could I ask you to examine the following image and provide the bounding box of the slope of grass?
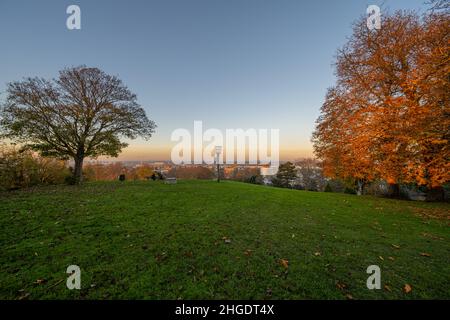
[0,180,448,299]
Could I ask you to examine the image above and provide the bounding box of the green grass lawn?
[0,180,448,299]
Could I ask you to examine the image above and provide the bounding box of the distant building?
[260,166,278,176]
[260,166,278,185]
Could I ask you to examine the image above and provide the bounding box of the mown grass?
[0,180,448,299]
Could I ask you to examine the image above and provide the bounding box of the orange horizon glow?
[97,144,315,162]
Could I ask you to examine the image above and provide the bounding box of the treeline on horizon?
[0,144,262,189]
[2,146,448,202]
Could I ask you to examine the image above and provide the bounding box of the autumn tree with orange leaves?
[313,8,449,200]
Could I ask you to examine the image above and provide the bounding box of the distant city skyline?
[0,0,429,161]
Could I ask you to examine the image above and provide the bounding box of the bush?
[0,144,69,190]
[245,175,264,185]
[64,174,77,185]
[344,187,357,195]
[167,166,214,180]
[324,183,333,192]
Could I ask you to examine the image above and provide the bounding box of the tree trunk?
[426,186,444,202]
[356,180,365,196]
[73,155,84,184]
[217,163,220,182]
[387,183,400,198]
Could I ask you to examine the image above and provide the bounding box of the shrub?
[324,183,333,192]
[64,174,77,185]
[0,144,69,190]
[167,166,214,180]
[245,175,264,185]
[344,187,357,195]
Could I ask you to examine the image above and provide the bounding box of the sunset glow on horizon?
[100,143,314,162]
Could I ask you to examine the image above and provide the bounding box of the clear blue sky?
[0,0,428,160]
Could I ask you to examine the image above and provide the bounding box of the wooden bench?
[165,177,177,184]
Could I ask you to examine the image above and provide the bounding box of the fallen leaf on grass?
[379,256,384,260]
[336,282,347,290]
[155,252,168,262]
[34,279,46,285]
[384,285,392,292]
[279,259,289,269]
[403,284,412,294]
[222,236,232,244]
[346,294,353,300]
[388,256,395,261]
[314,252,321,256]
[421,232,444,241]
[18,293,30,300]
[392,244,401,249]
[420,252,432,257]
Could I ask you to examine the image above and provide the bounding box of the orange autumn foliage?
[313,10,449,188]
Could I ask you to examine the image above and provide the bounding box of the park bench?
[165,177,177,184]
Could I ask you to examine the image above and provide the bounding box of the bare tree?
[0,66,156,184]
[427,0,450,11]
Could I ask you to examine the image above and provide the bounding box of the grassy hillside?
[0,180,448,299]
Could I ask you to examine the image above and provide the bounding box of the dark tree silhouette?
[0,66,156,184]
[272,162,297,188]
[427,0,450,11]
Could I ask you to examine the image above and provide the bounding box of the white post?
[215,146,222,182]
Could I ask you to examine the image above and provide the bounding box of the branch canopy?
[312,10,449,188]
[0,66,156,160]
